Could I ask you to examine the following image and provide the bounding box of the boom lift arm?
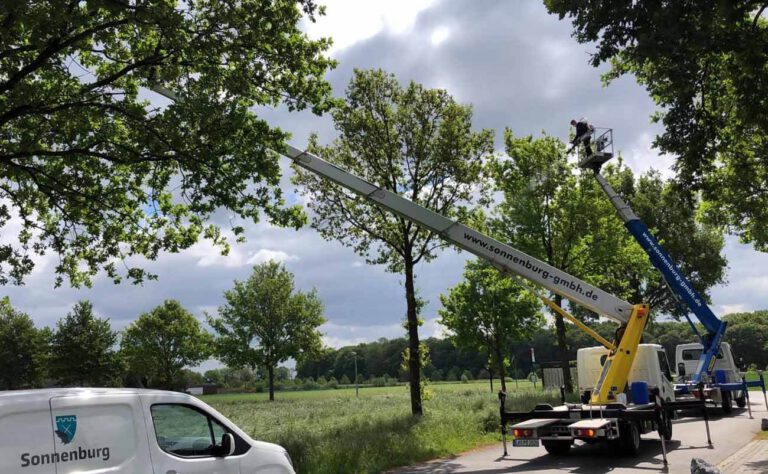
[579,132,725,385]
[151,85,647,404]
[286,143,649,404]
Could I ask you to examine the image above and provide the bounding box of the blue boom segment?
[588,166,726,385]
[624,219,726,383]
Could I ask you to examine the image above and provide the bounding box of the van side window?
[151,404,228,457]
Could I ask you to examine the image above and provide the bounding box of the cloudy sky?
[5,0,768,368]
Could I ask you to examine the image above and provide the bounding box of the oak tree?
[0,0,334,286]
[121,299,212,390]
[545,1,768,250]
[293,69,494,415]
[208,261,325,401]
[439,259,543,392]
[0,297,50,389]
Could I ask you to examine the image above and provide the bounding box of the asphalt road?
[395,396,768,474]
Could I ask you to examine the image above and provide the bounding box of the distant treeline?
[291,310,768,385]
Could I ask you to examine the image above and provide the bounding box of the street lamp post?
[351,351,359,397]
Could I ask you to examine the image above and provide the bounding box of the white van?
[0,388,294,473]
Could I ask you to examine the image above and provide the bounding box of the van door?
[49,393,154,473]
[0,398,55,473]
[144,401,241,474]
[656,350,675,401]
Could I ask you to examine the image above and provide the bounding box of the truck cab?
[676,342,740,382]
[0,388,294,474]
[577,344,676,403]
[675,342,746,410]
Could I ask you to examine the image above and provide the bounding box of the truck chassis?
[500,390,712,466]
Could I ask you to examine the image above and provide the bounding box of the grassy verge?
[745,371,766,391]
[203,381,563,473]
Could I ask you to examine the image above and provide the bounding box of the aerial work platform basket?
[578,128,614,170]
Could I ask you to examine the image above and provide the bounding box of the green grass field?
[202,380,561,473]
[745,371,766,391]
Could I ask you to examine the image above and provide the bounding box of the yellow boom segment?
[590,304,650,404]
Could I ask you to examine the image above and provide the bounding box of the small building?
[186,384,219,396]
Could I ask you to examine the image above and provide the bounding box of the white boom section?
[147,85,632,323]
[285,145,633,323]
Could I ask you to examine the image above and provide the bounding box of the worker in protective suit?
[569,118,594,156]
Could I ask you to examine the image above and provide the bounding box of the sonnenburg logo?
[19,413,111,468]
[55,415,77,444]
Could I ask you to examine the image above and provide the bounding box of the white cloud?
[303,0,438,54]
[246,249,300,265]
[716,304,749,315]
[620,131,674,178]
[320,321,405,348]
[430,26,450,46]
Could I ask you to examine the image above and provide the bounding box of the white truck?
[0,387,294,474]
[578,344,676,404]
[675,342,747,412]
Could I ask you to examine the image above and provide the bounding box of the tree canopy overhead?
[545,0,768,250]
[0,0,335,286]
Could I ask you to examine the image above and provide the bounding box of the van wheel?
[736,393,747,408]
[543,440,571,455]
[619,421,641,456]
[722,391,733,414]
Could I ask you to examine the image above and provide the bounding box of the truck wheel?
[736,393,747,408]
[542,440,571,455]
[722,390,733,414]
[619,421,641,456]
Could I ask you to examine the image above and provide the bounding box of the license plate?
[513,439,540,447]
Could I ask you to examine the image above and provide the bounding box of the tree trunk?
[552,295,573,393]
[494,344,507,392]
[268,365,275,401]
[404,257,423,416]
[488,365,493,392]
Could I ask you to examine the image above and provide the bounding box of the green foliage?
[402,340,432,403]
[491,132,642,391]
[294,69,495,415]
[0,0,335,286]
[594,166,726,316]
[722,310,768,369]
[490,132,726,389]
[208,261,325,400]
[440,258,543,391]
[50,300,122,386]
[0,297,49,389]
[339,374,351,385]
[545,0,768,250]
[121,299,212,390]
[296,336,489,383]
